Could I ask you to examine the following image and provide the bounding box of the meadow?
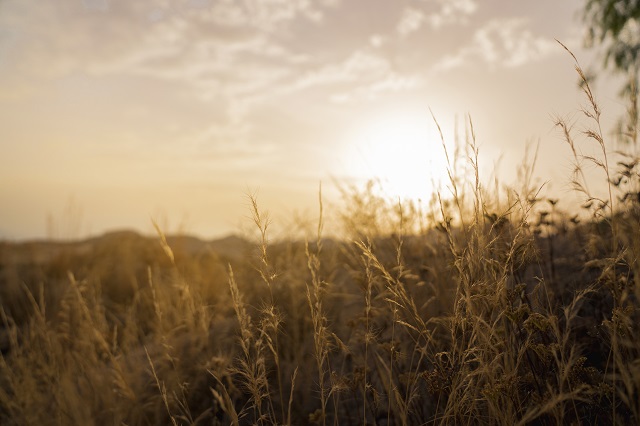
[1,54,639,426]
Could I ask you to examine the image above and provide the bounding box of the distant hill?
[0,230,253,266]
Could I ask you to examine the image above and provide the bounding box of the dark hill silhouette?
[0,230,252,265]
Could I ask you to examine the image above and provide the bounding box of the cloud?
[423,0,478,29]
[0,0,357,174]
[396,0,478,36]
[293,50,390,89]
[0,0,341,137]
[397,8,426,36]
[290,48,423,103]
[434,18,558,70]
[0,0,426,112]
[0,0,324,83]
[329,73,424,103]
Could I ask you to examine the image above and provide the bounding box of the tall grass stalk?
[249,194,286,423]
[305,184,335,425]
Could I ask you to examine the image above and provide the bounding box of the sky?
[0,0,629,240]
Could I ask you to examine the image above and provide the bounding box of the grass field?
[1,55,639,426]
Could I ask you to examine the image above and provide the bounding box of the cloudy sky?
[0,0,626,240]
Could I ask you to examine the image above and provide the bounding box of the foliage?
[584,0,640,72]
[583,0,640,145]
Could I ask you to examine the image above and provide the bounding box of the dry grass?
[1,49,639,425]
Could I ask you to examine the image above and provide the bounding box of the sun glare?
[342,109,449,201]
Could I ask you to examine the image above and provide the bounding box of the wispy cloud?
[0,1,323,86]
[434,18,558,71]
[423,0,478,29]
[293,50,390,89]
[291,48,424,103]
[396,0,478,36]
[397,8,426,36]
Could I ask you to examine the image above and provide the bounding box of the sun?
[342,109,449,201]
